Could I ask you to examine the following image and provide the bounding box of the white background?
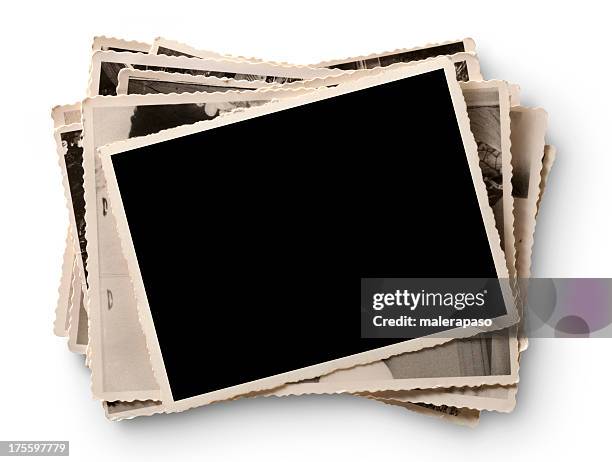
[0,1,610,460]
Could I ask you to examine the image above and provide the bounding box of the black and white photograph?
[273,330,516,413]
[462,81,516,278]
[95,54,313,96]
[463,86,507,245]
[122,71,271,95]
[509,107,548,279]
[153,36,481,82]
[59,128,88,280]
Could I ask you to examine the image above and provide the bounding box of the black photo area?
[111,69,507,401]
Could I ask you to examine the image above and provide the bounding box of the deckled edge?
[509,84,521,106]
[286,53,482,90]
[270,325,520,397]
[376,399,480,427]
[440,70,517,331]
[536,145,557,214]
[101,392,479,425]
[54,122,87,290]
[51,102,82,128]
[97,58,519,415]
[150,37,296,66]
[149,37,477,73]
[463,52,483,81]
[152,37,483,83]
[79,97,162,403]
[67,261,86,355]
[442,69,515,312]
[86,49,344,98]
[461,80,516,281]
[367,384,517,413]
[116,51,481,97]
[53,227,74,337]
[116,68,278,95]
[92,36,151,53]
[81,92,101,398]
[512,107,548,357]
[512,107,549,280]
[88,78,316,105]
[312,37,476,67]
[502,83,518,285]
[461,81,523,352]
[518,144,557,352]
[103,400,164,421]
[269,371,519,398]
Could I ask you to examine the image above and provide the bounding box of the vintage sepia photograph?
[117,69,274,95]
[462,81,515,279]
[91,50,336,96]
[463,86,506,242]
[59,129,88,280]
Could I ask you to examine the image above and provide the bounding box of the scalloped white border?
[150,37,482,83]
[54,123,88,296]
[376,400,480,427]
[67,260,87,355]
[53,227,74,337]
[370,383,517,413]
[150,36,306,67]
[116,68,275,95]
[87,50,343,98]
[51,102,81,128]
[117,52,482,97]
[511,107,548,281]
[103,400,164,421]
[461,80,516,280]
[537,145,557,214]
[102,395,479,425]
[272,326,519,396]
[148,36,476,72]
[512,108,548,353]
[517,143,556,353]
[313,38,476,68]
[92,36,150,53]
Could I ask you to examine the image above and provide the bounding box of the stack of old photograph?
[52,36,554,426]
